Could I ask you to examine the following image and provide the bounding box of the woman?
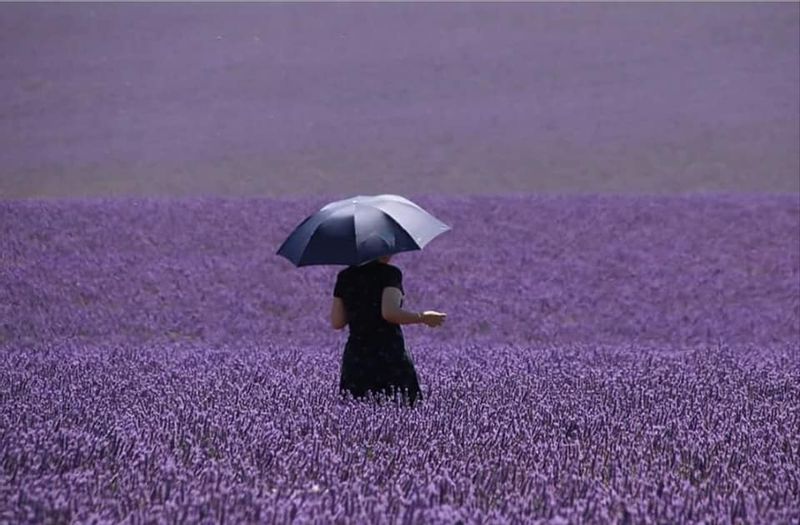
[331,254,446,407]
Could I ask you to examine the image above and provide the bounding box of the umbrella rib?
[380,211,422,250]
[378,201,446,232]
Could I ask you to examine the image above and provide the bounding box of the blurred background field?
[0,2,797,199]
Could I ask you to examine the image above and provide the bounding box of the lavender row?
[1,193,797,350]
[1,339,798,523]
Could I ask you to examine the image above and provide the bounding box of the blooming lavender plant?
[0,193,798,523]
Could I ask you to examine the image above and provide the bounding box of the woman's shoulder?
[382,264,403,287]
[384,263,402,275]
[337,265,356,279]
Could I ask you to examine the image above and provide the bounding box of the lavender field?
[1,193,799,523]
[2,1,800,524]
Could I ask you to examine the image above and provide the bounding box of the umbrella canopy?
[276,194,451,267]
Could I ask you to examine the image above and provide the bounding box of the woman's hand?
[421,311,447,327]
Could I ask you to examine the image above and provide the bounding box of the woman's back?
[334,260,404,340]
[335,259,422,406]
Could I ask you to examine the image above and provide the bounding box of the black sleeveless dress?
[334,260,423,407]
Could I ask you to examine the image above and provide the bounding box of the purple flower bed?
[1,193,798,523]
[1,193,797,349]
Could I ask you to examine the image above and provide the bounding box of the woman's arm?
[331,297,348,330]
[382,287,423,325]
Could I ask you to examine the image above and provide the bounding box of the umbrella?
[276,194,451,267]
